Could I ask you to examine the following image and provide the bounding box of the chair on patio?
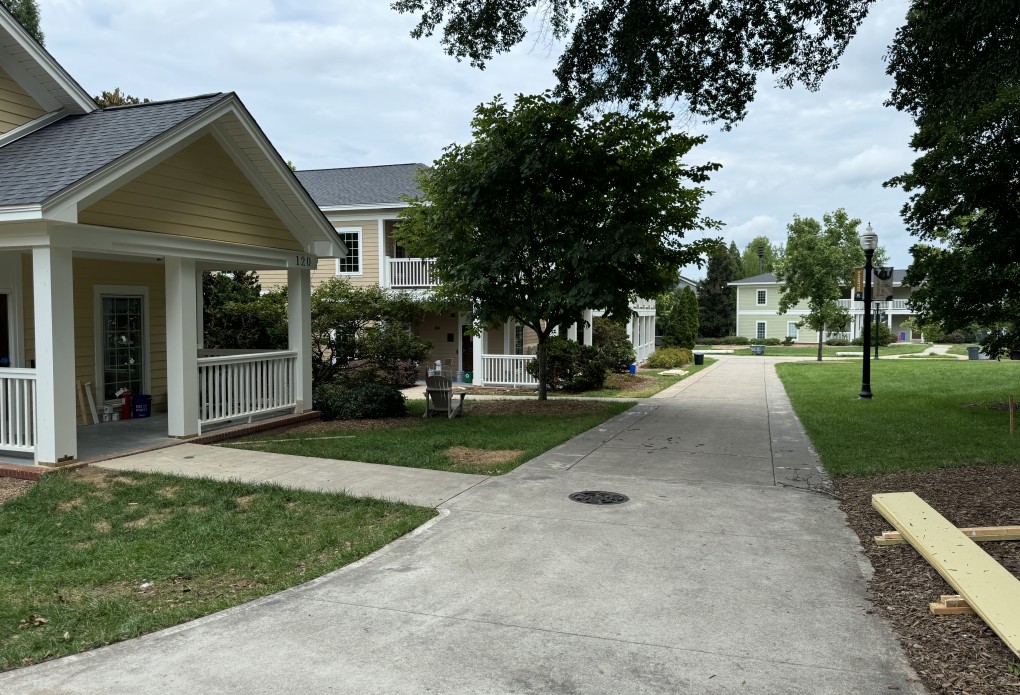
[424,375,466,419]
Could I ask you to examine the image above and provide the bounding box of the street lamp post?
[860,224,877,399]
[874,302,882,360]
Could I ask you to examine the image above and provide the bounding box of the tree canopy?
[93,89,151,109]
[396,92,720,398]
[697,248,739,338]
[738,235,783,279]
[887,1,1020,356]
[2,0,43,44]
[775,209,862,360]
[392,0,874,125]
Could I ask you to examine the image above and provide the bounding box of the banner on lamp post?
[854,267,895,302]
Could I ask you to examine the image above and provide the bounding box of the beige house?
[728,271,920,343]
[260,165,657,386]
[0,7,345,466]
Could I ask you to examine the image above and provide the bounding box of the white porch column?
[583,310,593,346]
[472,331,484,384]
[288,268,313,411]
[32,246,76,463]
[567,323,578,342]
[165,257,199,437]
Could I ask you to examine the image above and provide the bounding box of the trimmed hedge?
[314,382,407,420]
[526,337,608,391]
[645,347,694,369]
[593,317,635,372]
[698,335,749,345]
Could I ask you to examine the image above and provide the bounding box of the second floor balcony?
[386,257,438,289]
[837,299,911,312]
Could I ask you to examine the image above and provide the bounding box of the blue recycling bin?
[132,394,152,418]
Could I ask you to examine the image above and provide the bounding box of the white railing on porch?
[481,354,538,387]
[837,299,911,311]
[387,257,437,289]
[197,351,297,430]
[0,369,36,453]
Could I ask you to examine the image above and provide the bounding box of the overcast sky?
[39,0,916,277]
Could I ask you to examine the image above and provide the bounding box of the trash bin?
[132,394,152,418]
[967,346,980,361]
[750,345,765,356]
[694,352,704,366]
[463,371,473,384]
[629,363,637,374]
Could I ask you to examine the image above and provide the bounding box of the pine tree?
[1,0,43,45]
[697,250,738,337]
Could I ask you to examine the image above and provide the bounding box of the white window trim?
[756,321,767,340]
[756,289,767,306]
[334,227,363,277]
[787,322,798,339]
[93,285,151,402]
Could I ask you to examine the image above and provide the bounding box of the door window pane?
[102,295,144,400]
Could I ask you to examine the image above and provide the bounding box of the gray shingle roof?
[0,93,228,206]
[295,164,425,207]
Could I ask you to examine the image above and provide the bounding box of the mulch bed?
[0,477,35,505]
[836,465,1020,694]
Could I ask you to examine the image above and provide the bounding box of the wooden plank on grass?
[875,525,1020,546]
[930,594,974,615]
[873,492,1020,657]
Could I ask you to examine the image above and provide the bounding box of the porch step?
[0,462,55,481]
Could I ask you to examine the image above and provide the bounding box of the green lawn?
[700,343,928,358]
[776,360,1020,476]
[223,400,634,475]
[946,343,980,356]
[0,469,434,671]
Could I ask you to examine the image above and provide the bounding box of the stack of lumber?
[872,492,1020,658]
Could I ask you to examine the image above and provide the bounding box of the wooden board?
[875,525,1020,546]
[930,594,975,615]
[76,380,89,425]
[84,383,99,425]
[873,492,1020,657]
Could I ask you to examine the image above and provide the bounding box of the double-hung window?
[335,228,361,275]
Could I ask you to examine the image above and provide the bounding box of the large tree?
[2,0,43,45]
[887,2,1020,356]
[397,93,720,399]
[697,248,739,337]
[393,0,873,125]
[739,235,783,279]
[94,89,151,109]
[775,209,863,361]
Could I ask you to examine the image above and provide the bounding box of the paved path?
[1,358,923,694]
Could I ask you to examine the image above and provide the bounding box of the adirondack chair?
[424,375,466,419]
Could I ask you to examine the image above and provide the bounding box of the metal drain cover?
[569,490,629,505]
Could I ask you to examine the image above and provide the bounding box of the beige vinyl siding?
[0,66,45,134]
[488,324,507,354]
[259,219,380,291]
[79,134,302,252]
[414,311,459,369]
[21,256,169,412]
[522,325,539,353]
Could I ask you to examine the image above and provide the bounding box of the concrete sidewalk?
[1,358,922,694]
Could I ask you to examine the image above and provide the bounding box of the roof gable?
[0,6,96,116]
[0,64,45,133]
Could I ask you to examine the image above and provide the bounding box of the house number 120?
[294,256,313,267]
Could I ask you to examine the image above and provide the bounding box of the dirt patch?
[444,446,523,470]
[235,495,256,508]
[962,401,1017,412]
[123,511,173,529]
[836,465,1020,694]
[93,519,112,533]
[0,477,34,505]
[602,373,658,392]
[264,415,419,435]
[466,400,612,417]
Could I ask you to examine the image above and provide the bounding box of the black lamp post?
[757,246,765,274]
[860,224,877,399]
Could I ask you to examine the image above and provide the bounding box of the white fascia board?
[0,14,97,114]
[0,110,67,148]
[48,223,315,269]
[0,204,44,222]
[320,203,409,213]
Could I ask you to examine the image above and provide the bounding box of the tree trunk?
[817,326,824,362]
[536,338,549,401]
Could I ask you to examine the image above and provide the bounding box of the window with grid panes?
[336,231,360,274]
[756,321,767,340]
[756,289,767,305]
[101,295,145,399]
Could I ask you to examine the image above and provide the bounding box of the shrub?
[593,317,635,372]
[721,335,749,345]
[782,336,795,346]
[825,338,850,346]
[314,382,407,420]
[758,338,782,346]
[645,347,694,369]
[526,337,608,391]
[663,287,699,349]
[851,323,893,347]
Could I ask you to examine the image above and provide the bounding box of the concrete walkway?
[1,358,923,694]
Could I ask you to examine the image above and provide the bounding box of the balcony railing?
[387,257,437,289]
[0,369,36,454]
[197,350,297,431]
[837,299,910,311]
[481,355,537,387]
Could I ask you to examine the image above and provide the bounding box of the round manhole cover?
[569,491,629,505]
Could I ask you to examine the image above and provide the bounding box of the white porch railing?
[481,354,538,387]
[838,299,911,311]
[387,257,437,289]
[0,369,36,453]
[197,350,297,431]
